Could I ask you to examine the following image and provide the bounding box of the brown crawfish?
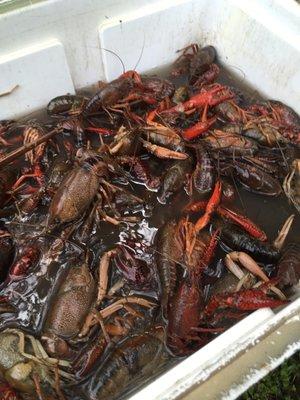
[171,44,216,83]
[84,325,167,400]
[48,152,109,227]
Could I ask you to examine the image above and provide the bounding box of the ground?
[240,351,300,400]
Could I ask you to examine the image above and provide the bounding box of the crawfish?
[204,130,258,155]
[83,71,146,116]
[156,221,182,307]
[8,245,40,279]
[0,166,18,207]
[193,63,220,88]
[0,120,16,148]
[84,326,167,400]
[167,220,219,354]
[141,76,175,100]
[221,223,280,262]
[277,243,300,287]
[0,229,14,282]
[268,100,300,130]
[140,126,188,159]
[48,153,108,227]
[58,117,85,147]
[233,161,282,196]
[0,329,72,397]
[113,245,152,288]
[215,100,251,123]
[242,118,287,146]
[192,143,215,194]
[203,282,287,323]
[158,156,193,203]
[185,201,267,241]
[118,155,160,190]
[42,261,96,357]
[47,94,87,117]
[172,44,216,82]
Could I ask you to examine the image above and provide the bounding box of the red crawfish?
[8,245,40,280]
[202,282,287,321]
[166,219,220,355]
[0,381,21,400]
[161,84,234,140]
[147,84,233,140]
[185,201,267,241]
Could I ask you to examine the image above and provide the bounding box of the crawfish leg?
[273,214,295,250]
[97,250,117,305]
[217,206,267,241]
[195,181,222,232]
[140,138,188,160]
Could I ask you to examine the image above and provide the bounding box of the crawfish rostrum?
[0,43,299,400]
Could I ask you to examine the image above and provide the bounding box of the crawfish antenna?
[133,33,145,71]
[100,47,126,74]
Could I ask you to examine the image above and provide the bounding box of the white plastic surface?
[0,39,74,119]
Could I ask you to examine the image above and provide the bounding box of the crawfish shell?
[85,328,167,400]
[0,166,18,207]
[44,263,95,338]
[221,224,280,262]
[0,230,14,282]
[277,243,300,287]
[268,100,300,129]
[156,221,181,306]
[158,157,193,203]
[83,77,133,115]
[189,45,216,80]
[204,130,258,155]
[141,76,175,100]
[193,145,215,194]
[47,95,87,117]
[48,164,102,225]
[234,162,282,196]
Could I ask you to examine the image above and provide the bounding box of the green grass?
[240,351,300,400]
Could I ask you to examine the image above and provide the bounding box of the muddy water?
[0,63,299,400]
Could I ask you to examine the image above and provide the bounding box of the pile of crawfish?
[0,44,299,400]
